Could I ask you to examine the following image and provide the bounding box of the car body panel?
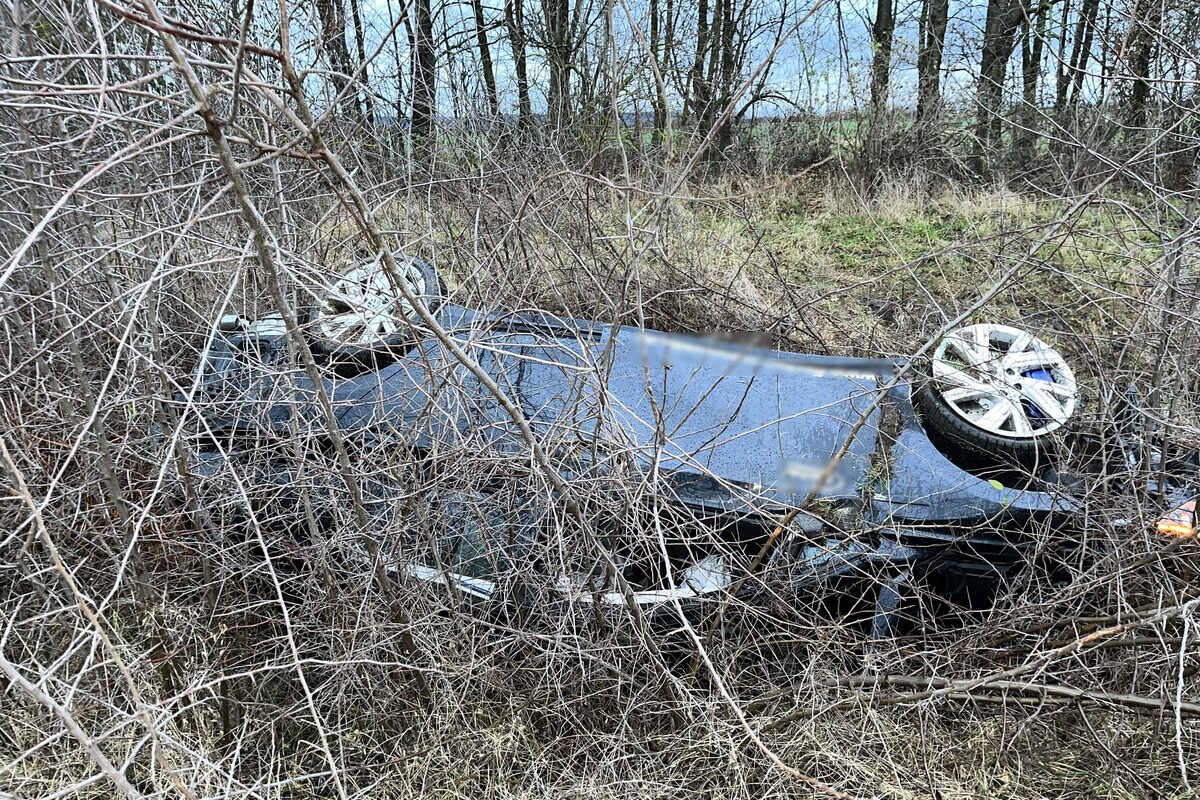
[872,396,1075,527]
[193,306,1088,527]
[187,304,1195,625]
[200,308,897,508]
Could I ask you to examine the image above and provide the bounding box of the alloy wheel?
[931,323,1078,439]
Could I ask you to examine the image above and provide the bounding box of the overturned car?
[176,255,1198,632]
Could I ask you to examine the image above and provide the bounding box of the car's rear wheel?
[306,254,444,370]
[917,323,1079,466]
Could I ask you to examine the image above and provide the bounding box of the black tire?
[916,324,1079,473]
[915,381,1048,469]
[305,255,445,372]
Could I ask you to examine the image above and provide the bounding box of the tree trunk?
[1053,0,1072,110]
[868,0,895,113]
[1126,0,1163,129]
[545,0,571,128]
[386,0,407,127]
[1064,0,1100,110]
[702,0,723,131]
[315,0,359,120]
[471,0,499,116]
[665,0,676,105]
[687,0,710,124]
[505,0,531,126]
[715,0,735,152]
[650,0,665,140]
[348,0,374,121]
[410,0,436,144]
[1016,0,1050,157]
[1097,1,1112,99]
[916,0,949,127]
[974,0,1024,162]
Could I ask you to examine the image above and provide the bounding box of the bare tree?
[916,0,950,129]
[472,0,501,115]
[506,0,533,124]
[316,0,361,119]
[687,0,713,124]
[1126,0,1165,129]
[1058,0,1101,111]
[545,0,573,127]
[868,0,894,114]
[649,0,667,140]
[349,0,375,121]
[975,0,1025,164]
[411,0,437,140]
[1016,0,1052,157]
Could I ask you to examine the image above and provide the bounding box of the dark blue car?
[181,255,1197,632]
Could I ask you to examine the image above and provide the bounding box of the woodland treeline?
[290,0,1200,177]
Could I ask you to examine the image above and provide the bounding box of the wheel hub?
[316,257,428,346]
[930,323,1078,439]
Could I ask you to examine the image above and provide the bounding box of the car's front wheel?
[916,323,1079,466]
[306,254,445,370]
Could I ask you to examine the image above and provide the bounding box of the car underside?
[173,256,1199,636]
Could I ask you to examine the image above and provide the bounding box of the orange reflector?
[1156,499,1196,538]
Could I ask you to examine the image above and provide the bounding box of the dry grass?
[4,165,1199,799]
